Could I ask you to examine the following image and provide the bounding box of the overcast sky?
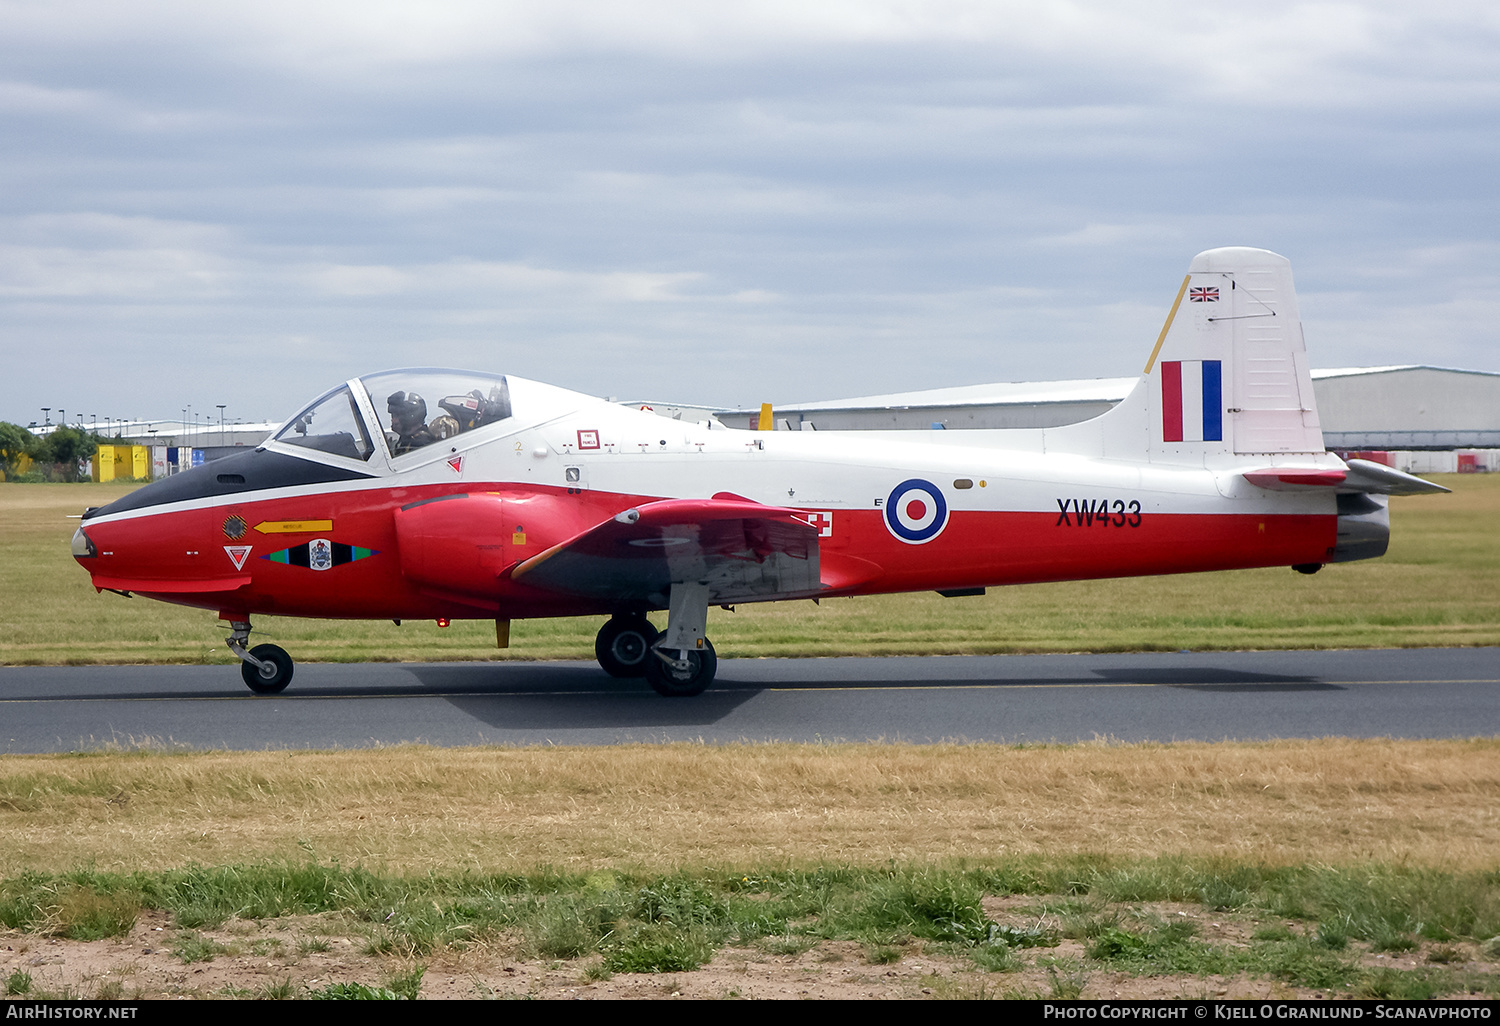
[3,0,1498,428]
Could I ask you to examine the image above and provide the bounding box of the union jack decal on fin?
[1189,287,1219,302]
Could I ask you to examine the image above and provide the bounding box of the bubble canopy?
[272,369,514,462]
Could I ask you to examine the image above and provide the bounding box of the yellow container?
[91,446,115,482]
[91,445,148,482]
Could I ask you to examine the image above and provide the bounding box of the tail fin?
[1053,247,1326,463]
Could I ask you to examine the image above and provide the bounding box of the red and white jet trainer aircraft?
[72,247,1446,696]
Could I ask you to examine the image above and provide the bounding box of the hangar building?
[692,365,1500,472]
[712,365,1498,443]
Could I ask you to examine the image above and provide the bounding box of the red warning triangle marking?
[447,455,464,474]
[224,545,252,570]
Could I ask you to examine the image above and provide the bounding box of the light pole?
[217,404,226,445]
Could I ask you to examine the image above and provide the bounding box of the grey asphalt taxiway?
[1,648,1497,753]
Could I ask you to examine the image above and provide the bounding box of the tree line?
[0,422,103,482]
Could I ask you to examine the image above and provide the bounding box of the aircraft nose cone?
[71,525,96,558]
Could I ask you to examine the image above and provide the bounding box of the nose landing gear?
[226,620,294,694]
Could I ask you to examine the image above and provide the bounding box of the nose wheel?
[240,644,294,694]
[227,621,295,694]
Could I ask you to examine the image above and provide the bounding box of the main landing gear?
[227,620,294,695]
[595,583,718,698]
[595,615,660,678]
[644,638,717,698]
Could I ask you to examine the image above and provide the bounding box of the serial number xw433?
[1055,498,1143,528]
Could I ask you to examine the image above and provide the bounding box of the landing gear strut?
[643,581,717,698]
[595,615,660,678]
[226,620,294,694]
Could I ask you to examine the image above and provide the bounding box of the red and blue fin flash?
[1161,360,1222,442]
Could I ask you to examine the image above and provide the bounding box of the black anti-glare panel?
[83,448,375,519]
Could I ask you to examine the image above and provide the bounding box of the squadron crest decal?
[263,539,378,571]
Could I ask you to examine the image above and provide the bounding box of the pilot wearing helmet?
[386,391,458,455]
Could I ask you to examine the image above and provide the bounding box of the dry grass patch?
[2,738,1497,874]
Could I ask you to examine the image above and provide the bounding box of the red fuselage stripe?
[78,483,1338,621]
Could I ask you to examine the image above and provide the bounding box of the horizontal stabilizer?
[1243,459,1449,495]
[1242,469,1348,491]
[1340,459,1451,496]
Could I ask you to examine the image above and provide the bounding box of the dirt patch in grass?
[6,898,1495,1001]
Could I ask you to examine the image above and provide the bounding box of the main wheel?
[644,638,717,697]
[240,643,294,694]
[595,616,660,678]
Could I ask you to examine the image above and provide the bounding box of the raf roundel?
[884,478,949,544]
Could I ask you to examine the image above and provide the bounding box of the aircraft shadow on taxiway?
[429,664,1344,732]
[8,662,1340,709]
[1088,667,1344,693]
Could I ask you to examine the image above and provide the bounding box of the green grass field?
[2,474,1496,665]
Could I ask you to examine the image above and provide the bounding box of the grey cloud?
[3,1,1498,422]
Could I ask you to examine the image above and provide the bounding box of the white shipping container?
[1394,451,1458,474]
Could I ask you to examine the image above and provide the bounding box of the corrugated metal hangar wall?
[712,366,1500,451]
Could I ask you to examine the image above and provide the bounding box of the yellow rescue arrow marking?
[253,520,333,535]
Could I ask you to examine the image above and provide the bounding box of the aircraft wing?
[510,497,824,604]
